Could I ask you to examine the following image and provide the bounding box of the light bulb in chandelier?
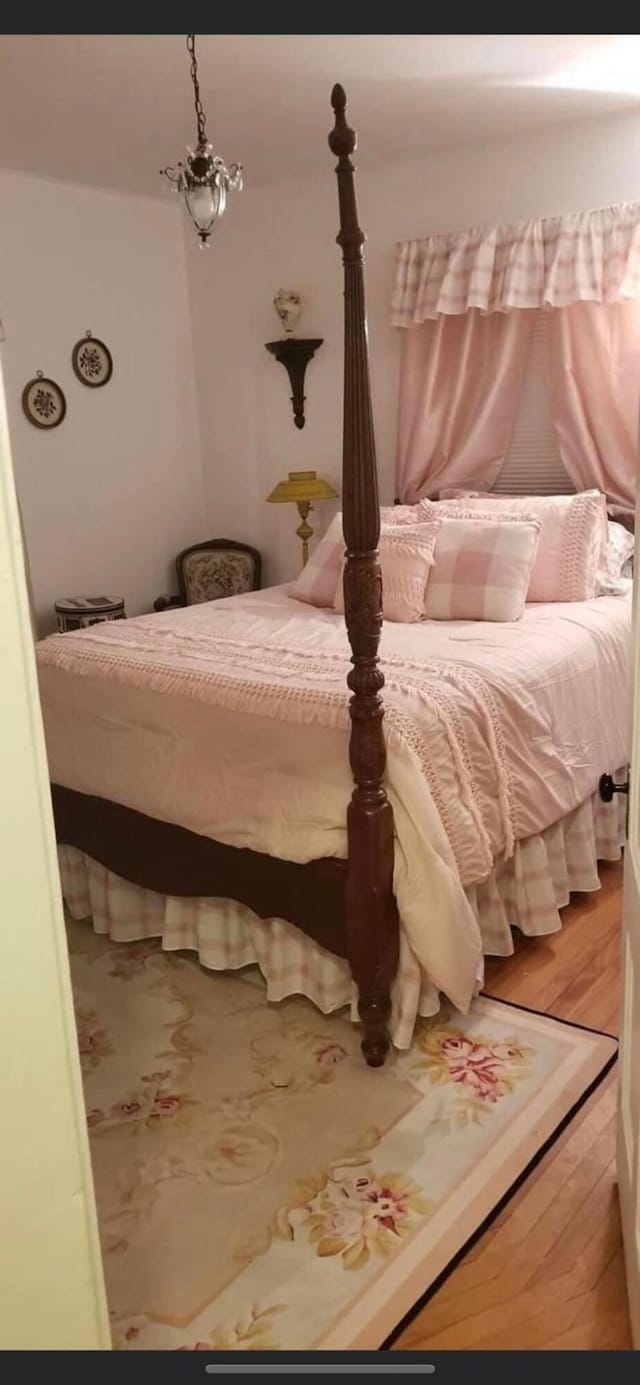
[160,36,243,247]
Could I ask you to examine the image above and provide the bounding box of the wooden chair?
[154,539,261,612]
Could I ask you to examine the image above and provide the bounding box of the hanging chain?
[186,34,208,147]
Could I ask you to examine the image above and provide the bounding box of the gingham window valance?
[391,201,640,325]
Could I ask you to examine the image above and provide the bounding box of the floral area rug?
[67,919,616,1351]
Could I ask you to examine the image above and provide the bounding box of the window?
[493,312,573,496]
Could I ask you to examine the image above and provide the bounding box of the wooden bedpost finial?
[329,83,357,160]
[329,84,398,1068]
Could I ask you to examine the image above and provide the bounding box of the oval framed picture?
[71,332,113,388]
[21,372,67,430]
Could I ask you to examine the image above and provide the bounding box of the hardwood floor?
[392,859,632,1352]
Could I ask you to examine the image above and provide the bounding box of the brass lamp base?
[296,500,314,567]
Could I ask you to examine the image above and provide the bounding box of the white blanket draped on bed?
[37,584,631,1028]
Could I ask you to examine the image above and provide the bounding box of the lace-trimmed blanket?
[37,612,515,887]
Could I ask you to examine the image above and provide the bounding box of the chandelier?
[160,34,242,247]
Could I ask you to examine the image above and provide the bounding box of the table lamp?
[266,470,339,567]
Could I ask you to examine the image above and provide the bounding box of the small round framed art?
[71,330,113,388]
[21,371,67,429]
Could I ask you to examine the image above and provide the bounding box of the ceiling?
[1,34,640,197]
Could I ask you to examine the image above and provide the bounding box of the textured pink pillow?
[290,506,426,608]
[288,512,344,607]
[423,518,542,621]
[419,492,607,602]
[334,522,439,622]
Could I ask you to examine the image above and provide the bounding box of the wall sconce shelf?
[265,337,323,429]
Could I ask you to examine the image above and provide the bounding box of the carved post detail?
[329,84,399,1067]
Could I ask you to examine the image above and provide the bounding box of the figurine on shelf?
[273,289,302,337]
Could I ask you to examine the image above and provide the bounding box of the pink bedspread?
[36,584,630,1014]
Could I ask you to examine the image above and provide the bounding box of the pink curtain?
[396,308,534,503]
[549,301,640,511]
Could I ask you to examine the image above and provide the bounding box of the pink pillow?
[288,512,344,607]
[290,506,426,608]
[423,517,542,622]
[334,522,439,622]
[419,492,607,602]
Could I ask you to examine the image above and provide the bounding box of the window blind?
[493,312,574,496]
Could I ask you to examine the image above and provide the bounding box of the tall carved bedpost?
[329,85,399,1067]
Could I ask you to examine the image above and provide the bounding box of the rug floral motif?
[66,920,615,1351]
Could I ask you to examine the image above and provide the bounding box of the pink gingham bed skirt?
[59,774,625,1049]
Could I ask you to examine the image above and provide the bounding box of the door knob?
[599,772,630,803]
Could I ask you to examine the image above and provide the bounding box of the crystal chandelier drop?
[160,34,242,248]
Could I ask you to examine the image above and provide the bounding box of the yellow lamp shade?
[266,470,338,504]
[265,471,339,569]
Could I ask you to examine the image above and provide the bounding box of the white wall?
[0,171,205,633]
[185,109,640,585]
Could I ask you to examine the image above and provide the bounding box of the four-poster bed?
[39,89,632,1072]
[49,86,400,1067]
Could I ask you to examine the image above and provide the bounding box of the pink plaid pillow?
[334,522,439,622]
[424,518,541,621]
[288,512,344,607]
[419,491,607,602]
